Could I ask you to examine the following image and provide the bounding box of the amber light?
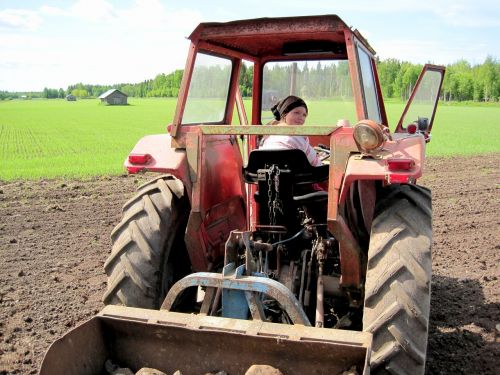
[387,158,415,171]
[128,153,151,164]
[353,120,385,153]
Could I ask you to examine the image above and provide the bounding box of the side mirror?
[417,117,429,132]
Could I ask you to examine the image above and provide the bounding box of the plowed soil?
[0,154,499,375]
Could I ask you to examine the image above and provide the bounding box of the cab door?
[395,65,446,136]
[172,50,247,272]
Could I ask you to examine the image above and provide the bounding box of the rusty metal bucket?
[40,305,371,375]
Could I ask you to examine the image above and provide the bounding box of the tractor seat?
[243,149,329,185]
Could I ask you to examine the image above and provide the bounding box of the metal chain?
[267,166,274,225]
[273,168,283,220]
[267,165,283,226]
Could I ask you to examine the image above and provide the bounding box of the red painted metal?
[189,15,350,60]
[124,134,191,188]
[340,134,425,203]
[127,153,151,165]
[387,158,415,171]
[182,128,246,271]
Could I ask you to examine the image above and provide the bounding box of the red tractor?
[42,15,444,375]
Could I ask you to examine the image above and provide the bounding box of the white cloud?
[70,0,116,22]
[39,5,69,17]
[38,0,201,31]
[431,2,500,28]
[0,9,42,31]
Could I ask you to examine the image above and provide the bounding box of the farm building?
[98,89,128,105]
[66,94,76,101]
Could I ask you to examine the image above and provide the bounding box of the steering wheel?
[314,144,331,162]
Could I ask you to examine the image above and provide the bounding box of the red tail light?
[128,153,151,164]
[387,158,415,171]
[407,123,417,134]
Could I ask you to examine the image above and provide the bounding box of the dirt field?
[0,155,498,375]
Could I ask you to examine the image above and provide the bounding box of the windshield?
[261,60,356,125]
[183,53,232,124]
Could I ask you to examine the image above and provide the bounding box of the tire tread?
[363,184,432,374]
[103,175,188,308]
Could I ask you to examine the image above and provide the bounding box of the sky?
[0,0,499,92]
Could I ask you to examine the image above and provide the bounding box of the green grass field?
[1,98,499,180]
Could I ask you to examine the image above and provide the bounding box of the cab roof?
[189,15,375,59]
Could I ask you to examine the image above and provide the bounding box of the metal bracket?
[161,270,311,326]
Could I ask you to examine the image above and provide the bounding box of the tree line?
[0,57,497,102]
[377,56,499,102]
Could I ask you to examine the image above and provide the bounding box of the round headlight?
[353,120,385,153]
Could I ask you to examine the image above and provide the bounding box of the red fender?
[124,134,191,191]
[340,133,426,205]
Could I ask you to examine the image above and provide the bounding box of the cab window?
[261,60,356,125]
[183,53,232,124]
[357,44,381,122]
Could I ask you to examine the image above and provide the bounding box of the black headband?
[271,95,308,121]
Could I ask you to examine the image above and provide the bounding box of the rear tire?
[103,175,190,308]
[363,184,432,375]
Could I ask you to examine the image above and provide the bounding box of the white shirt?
[260,135,322,166]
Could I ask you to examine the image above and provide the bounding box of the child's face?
[284,106,307,126]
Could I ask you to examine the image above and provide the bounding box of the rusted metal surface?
[356,180,376,235]
[328,216,363,291]
[327,127,363,290]
[198,124,338,136]
[160,271,311,326]
[188,15,351,59]
[41,305,371,375]
[185,131,199,184]
[183,129,247,271]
